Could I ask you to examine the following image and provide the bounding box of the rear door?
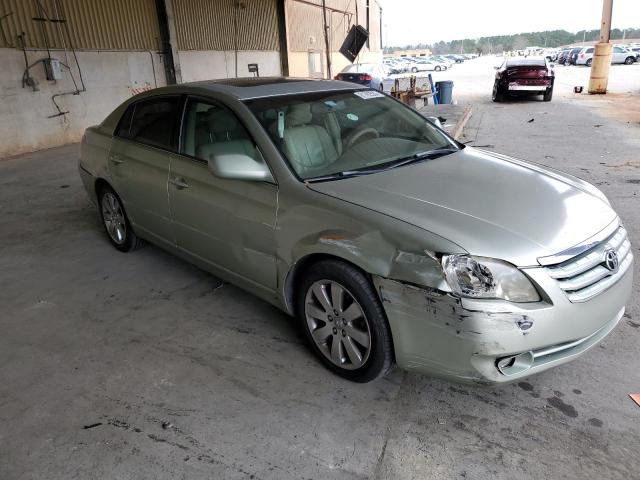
[168,97,278,289]
[108,95,182,244]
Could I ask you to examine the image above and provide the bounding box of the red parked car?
[492,58,555,102]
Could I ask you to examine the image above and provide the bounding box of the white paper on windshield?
[353,90,384,100]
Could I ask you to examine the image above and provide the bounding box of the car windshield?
[245,90,458,181]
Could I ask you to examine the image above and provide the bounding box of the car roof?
[150,77,367,101]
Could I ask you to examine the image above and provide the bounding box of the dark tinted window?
[126,97,181,150]
[586,48,594,53]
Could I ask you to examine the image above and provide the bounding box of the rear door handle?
[110,154,123,164]
[169,177,189,189]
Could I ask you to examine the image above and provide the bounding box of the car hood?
[308,147,617,267]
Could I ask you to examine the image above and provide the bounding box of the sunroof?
[212,77,315,87]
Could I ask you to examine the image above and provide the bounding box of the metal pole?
[321,0,332,79]
[588,0,613,94]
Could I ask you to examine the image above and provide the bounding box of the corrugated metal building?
[0,0,161,50]
[0,0,382,157]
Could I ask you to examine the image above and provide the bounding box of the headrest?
[286,103,312,127]
[207,109,238,134]
[310,102,330,115]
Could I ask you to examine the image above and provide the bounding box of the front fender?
[276,189,465,313]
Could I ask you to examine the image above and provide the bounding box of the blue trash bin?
[436,80,454,104]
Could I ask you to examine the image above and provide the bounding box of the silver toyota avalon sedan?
[79,78,633,384]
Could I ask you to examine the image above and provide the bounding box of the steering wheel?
[344,127,380,149]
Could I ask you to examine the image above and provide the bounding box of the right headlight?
[442,255,540,303]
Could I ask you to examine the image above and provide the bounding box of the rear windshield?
[507,59,546,67]
[342,64,375,73]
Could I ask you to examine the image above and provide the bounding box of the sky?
[381,0,640,46]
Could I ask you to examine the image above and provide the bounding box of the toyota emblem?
[604,249,619,273]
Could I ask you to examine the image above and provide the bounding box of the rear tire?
[98,185,144,252]
[296,260,394,383]
[379,83,384,92]
[435,66,442,71]
[411,67,418,73]
[543,87,553,102]
[586,58,593,67]
[492,81,504,102]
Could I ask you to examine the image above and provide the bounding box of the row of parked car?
[553,44,639,66]
[383,54,477,74]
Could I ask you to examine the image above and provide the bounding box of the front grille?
[546,225,633,302]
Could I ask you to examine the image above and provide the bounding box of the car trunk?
[506,66,550,86]
[335,73,372,86]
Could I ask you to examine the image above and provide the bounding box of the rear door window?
[120,97,182,151]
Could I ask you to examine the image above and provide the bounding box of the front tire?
[435,66,442,71]
[411,67,418,73]
[625,56,635,65]
[296,260,394,383]
[98,185,144,252]
[586,58,593,67]
[492,81,504,102]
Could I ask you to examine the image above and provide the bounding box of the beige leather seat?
[282,104,338,175]
[197,109,255,161]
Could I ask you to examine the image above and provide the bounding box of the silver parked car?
[79,78,633,384]
[576,45,637,66]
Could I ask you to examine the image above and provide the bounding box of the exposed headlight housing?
[442,255,540,303]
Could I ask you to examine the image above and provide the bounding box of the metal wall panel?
[287,0,325,52]
[0,0,160,50]
[287,0,380,53]
[173,0,279,51]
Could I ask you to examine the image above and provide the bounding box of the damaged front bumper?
[373,264,633,385]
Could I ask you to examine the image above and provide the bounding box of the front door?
[612,46,625,64]
[168,97,278,289]
[109,96,182,244]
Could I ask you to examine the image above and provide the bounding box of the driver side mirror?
[208,151,274,182]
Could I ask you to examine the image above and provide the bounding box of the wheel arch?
[283,252,376,317]
[94,177,114,198]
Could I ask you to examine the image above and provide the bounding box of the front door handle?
[110,154,123,164]
[169,177,189,190]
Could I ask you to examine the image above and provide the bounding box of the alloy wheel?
[101,192,127,244]
[304,280,372,370]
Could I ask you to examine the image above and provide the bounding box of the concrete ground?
[1,68,640,479]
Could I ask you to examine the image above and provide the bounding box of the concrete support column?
[588,0,613,94]
[164,0,183,84]
[588,42,612,94]
[155,0,182,85]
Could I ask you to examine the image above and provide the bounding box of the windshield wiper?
[305,170,372,183]
[382,147,459,170]
[305,147,458,183]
